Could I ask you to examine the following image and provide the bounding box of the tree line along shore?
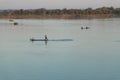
[0,7,120,19]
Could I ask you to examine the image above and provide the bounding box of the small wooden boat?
[30,38,73,41]
[30,38,47,41]
[81,26,90,29]
[9,19,14,22]
[14,22,18,25]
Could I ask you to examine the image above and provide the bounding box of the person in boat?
[45,35,48,41]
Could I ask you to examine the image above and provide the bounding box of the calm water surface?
[0,18,120,80]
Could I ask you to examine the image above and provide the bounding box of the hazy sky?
[0,0,120,9]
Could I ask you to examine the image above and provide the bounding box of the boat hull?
[30,38,73,41]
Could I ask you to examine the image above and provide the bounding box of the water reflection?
[45,40,47,45]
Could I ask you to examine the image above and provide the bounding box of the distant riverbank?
[0,7,120,19]
[0,14,120,19]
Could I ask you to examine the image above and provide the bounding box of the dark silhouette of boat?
[81,26,90,29]
[9,19,14,22]
[14,22,18,25]
[30,38,73,41]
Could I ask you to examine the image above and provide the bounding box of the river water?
[0,18,120,80]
